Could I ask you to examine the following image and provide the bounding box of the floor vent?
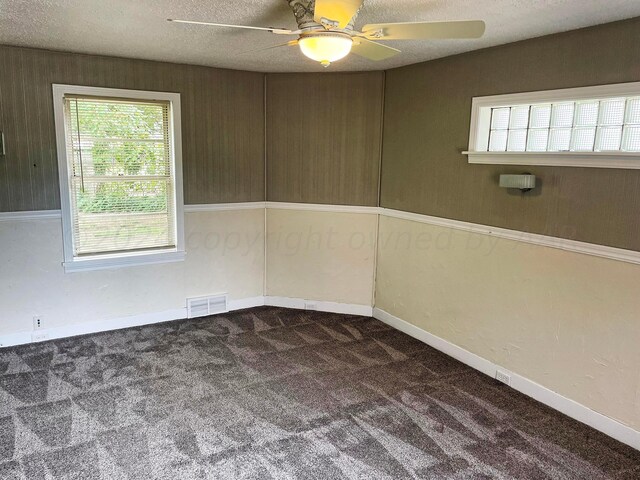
[187,294,228,318]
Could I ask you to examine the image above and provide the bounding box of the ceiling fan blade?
[314,0,363,29]
[351,38,400,61]
[361,20,486,40]
[167,19,298,35]
[238,40,298,56]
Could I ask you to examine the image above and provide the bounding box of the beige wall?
[266,208,377,307]
[1,206,380,341]
[0,209,265,337]
[375,214,640,429]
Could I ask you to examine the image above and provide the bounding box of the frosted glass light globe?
[299,34,353,67]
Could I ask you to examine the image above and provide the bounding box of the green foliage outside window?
[72,101,170,214]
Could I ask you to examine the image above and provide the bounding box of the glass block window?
[487,96,640,153]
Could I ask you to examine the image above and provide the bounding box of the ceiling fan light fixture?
[298,34,353,67]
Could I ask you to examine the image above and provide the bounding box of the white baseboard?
[227,296,266,311]
[265,296,373,316]
[0,296,373,348]
[0,297,263,348]
[0,331,38,348]
[0,308,188,348]
[373,307,640,452]
[373,307,496,377]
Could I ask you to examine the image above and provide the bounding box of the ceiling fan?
[168,0,486,68]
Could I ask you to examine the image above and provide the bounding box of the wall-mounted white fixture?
[499,174,536,192]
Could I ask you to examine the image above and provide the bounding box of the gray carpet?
[0,306,638,479]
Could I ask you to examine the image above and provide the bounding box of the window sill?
[63,249,186,273]
[464,151,640,169]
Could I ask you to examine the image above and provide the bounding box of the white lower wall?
[266,207,377,307]
[375,214,640,431]
[2,202,639,446]
[0,208,265,340]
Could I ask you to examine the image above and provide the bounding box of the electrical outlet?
[495,370,511,386]
[31,331,49,343]
[33,316,44,330]
[304,301,317,311]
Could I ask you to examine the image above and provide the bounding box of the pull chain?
[74,99,85,193]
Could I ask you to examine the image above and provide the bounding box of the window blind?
[63,96,176,256]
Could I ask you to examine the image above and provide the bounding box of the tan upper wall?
[266,72,384,207]
[4,15,640,251]
[380,17,640,251]
[0,45,265,212]
[0,47,385,212]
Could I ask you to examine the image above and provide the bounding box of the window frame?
[53,84,185,273]
[464,81,640,169]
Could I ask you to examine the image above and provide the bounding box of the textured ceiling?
[1,0,640,73]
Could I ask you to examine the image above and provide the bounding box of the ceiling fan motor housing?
[168,2,485,67]
[287,0,358,33]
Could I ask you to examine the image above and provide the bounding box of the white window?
[53,85,185,272]
[465,82,640,169]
